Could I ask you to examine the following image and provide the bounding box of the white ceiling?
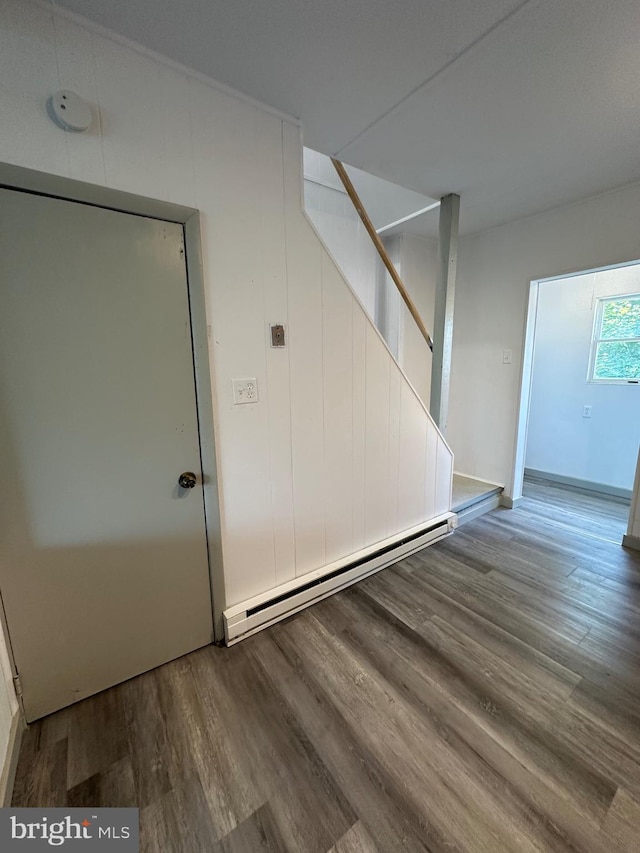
[51,0,640,236]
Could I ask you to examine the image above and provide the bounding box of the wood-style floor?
[12,482,640,852]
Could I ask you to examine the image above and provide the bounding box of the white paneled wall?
[0,0,453,613]
[0,625,18,801]
[303,171,437,409]
[304,177,381,319]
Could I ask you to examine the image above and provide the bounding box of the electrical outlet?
[233,378,258,404]
[583,405,592,418]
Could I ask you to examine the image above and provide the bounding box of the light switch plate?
[270,323,286,348]
[233,378,258,404]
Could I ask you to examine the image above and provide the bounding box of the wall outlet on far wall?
[233,378,258,404]
[583,405,592,418]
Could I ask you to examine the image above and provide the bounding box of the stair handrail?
[331,158,434,352]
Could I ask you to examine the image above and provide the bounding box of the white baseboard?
[0,711,24,807]
[224,514,456,644]
[500,495,524,509]
[524,469,632,502]
[622,534,640,552]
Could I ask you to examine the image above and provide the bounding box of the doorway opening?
[511,259,640,542]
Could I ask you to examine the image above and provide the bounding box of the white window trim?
[588,292,640,385]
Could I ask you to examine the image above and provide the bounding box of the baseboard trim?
[524,469,632,503]
[500,495,524,509]
[0,711,24,807]
[623,534,640,552]
[224,513,456,643]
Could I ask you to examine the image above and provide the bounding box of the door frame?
[0,161,225,667]
[509,258,640,505]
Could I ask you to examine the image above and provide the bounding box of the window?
[589,294,640,383]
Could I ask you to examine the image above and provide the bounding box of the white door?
[0,188,213,721]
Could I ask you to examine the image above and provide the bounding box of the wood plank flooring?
[12,482,640,852]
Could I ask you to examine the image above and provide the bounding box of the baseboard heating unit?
[223,512,456,644]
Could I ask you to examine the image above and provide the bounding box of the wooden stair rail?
[331,157,434,352]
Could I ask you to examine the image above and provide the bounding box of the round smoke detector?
[47,90,92,133]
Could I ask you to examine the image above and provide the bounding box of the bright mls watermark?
[0,809,138,850]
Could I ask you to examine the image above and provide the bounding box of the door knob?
[178,471,197,489]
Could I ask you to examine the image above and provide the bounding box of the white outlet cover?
[233,378,258,404]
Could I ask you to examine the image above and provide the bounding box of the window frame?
[588,292,640,385]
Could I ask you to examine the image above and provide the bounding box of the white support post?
[430,193,460,433]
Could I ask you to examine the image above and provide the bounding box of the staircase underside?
[453,474,503,526]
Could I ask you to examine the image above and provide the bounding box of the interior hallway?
[12,482,640,852]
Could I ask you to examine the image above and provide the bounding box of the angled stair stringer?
[223,124,454,644]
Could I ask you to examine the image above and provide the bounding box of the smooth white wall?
[450,180,640,494]
[397,235,437,406]
[378,236,402,360]
[525,267,640,491]
[0,2,452,627]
